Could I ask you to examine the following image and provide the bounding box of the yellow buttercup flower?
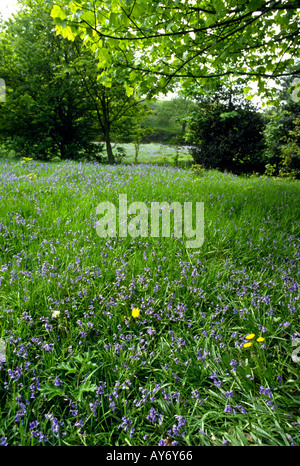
[243,341,253,348]
[245,333,255,340]
[131,308,140,318]
[256,337,265,343]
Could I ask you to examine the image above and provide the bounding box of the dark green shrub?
[188,105,265,174]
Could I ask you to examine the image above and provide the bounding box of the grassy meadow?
[112,142,193,167]
[0,155,299,446]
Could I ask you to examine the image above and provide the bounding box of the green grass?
[112,142,193,166]
[0,157,299,446]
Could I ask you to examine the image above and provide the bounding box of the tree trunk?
[98,95,115,164]
[105,136,115,164]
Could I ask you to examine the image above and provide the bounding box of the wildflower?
[260,386,272,397]
[230,359,239,372]
[224,404,232,413]
[243,341,253,348]
[146,407,162,425]
[256,336,265,343]
[0,437,8,446]
[131,308,140,318]
[158,439,168,446]
[29,420,40,431]
[168,415,187,438]
[51,417,64,436]
[191,389,200,399]
[245,333,255,340]
[118,416,134,434]
[236,404,247,414]
[41,343,54,352]
[54,377,63,387]
[109,400,117,411]
[52,311,60,319]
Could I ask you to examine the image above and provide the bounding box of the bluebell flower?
[0,437,8,446]
[158,439,168,446]
[146,407,162,425]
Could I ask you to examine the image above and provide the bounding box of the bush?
[262,109,295,168]
[188,105,265,174]
[141,128,180,145]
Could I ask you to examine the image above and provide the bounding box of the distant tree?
[142,97,197,144]
[0,1,100,160]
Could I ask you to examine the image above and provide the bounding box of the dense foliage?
[187,91,265,173]
[185,78,300,176]
[0,3,100,160]
[0,0,149,163]
[262,76,300,178]
[51,1,300,99]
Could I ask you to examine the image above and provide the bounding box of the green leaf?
[109,12,119,26]
[40,383,65,400]
[81,10,96,25]
[213,0,225,13]
[95,47,110,66]
[73,380,97,402]
[124,82,134,97]
[243,86,251,95]
[50,5,67,21]
[247,0,265,10]
[0,338,6,363]
[111,0,122,13]
[61,25,75,41]
[56,362,77,374]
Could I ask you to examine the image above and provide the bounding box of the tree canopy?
[0,0,149,162]
[0,1,100,159]
[51,0,300,98]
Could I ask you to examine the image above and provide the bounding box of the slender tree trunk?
[99,94,115,164]
[105,134,115,164]
[94,105,115,164]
